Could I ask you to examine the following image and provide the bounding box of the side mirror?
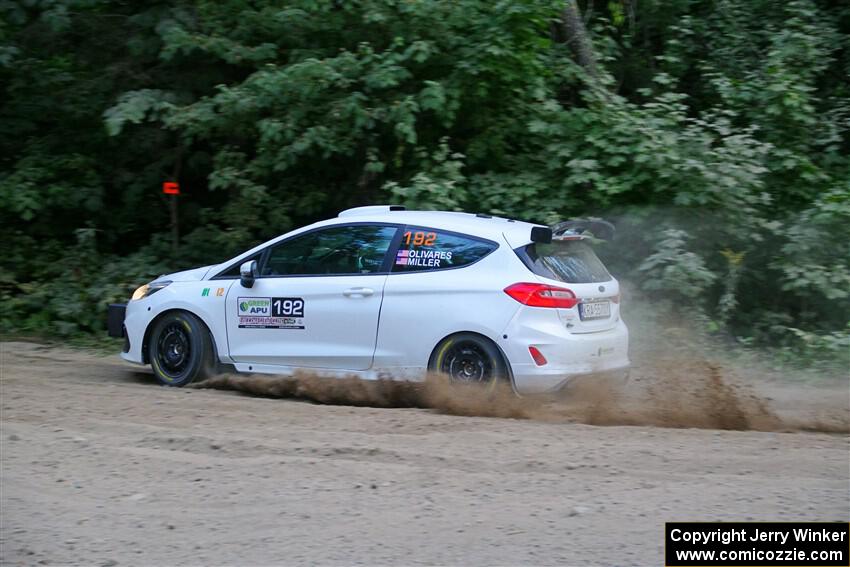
[240,260,259,288]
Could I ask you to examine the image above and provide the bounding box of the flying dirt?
[193,358,847,433]
[190,300,849,434]
[1,341,847,566]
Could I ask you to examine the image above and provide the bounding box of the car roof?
[206,206,544,278]
[327,206,543,243]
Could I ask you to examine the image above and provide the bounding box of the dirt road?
[1,341,848,566]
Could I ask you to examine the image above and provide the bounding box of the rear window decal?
[403,231,437,246]
[393,227,497,273]
[395,249,453,267]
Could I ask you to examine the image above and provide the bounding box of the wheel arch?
[428,330,515,386]
[142,308,220,365]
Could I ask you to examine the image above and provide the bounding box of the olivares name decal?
[395,249,453,267]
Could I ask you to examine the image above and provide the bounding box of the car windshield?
[520,240,611,283]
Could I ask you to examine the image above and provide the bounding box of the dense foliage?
[1,0,848,362]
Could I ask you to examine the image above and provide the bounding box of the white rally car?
[107,206,629,394]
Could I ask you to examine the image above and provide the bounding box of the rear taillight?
[504,282,578,309]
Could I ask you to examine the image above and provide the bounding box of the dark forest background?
[1,0,848,365]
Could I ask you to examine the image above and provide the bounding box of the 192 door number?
[272,297,304,317]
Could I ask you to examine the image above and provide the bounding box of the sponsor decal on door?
[237,297,305,329]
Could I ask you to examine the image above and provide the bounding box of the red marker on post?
[163,181,180,253]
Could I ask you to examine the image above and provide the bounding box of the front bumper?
[107,303,126,338]
[107,303,131,354]
[119,299,150,364]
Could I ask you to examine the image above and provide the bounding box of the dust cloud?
[192,371,534,419]
[192,358,849,433]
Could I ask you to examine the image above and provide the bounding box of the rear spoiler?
[530,219,615,244]
[551,219,615,241]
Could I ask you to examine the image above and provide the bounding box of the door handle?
[343,287,374,297]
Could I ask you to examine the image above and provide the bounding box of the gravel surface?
[1,341,848,566]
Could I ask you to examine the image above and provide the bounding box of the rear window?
[518,240,611,283]
[392,227,497,272]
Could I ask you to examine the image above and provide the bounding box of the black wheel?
[148,311,216,387]
[428,333,509,386]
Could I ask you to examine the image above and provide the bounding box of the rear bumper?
[510,357,630,395]
[503,317,630,395]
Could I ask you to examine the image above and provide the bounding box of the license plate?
[579,301,611,320]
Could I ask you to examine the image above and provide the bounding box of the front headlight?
[130,280,172,301]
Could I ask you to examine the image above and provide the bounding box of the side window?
[261,225,397,276]
[392,226,497,272]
